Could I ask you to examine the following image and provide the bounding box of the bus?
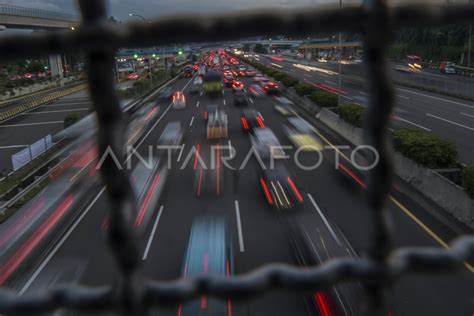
[203,70,222,97]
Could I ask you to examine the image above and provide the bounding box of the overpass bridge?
[0,4,78,30]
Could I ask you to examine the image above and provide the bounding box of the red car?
[232,80,244,92]
[262,81,280,95]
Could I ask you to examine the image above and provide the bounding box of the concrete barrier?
[315,108,474,229]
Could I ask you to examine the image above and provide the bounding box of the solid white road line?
[0,144,29,149]
[234,200,245,252]
[223,99,226,106]
[307,193,341,245]
[45,102,91,107]
[397,88,474,109]
[20,187,106,295]
[196,101,200,108]
[142,205,164,260]
[396,116,432,132]
[426,113,474,131]
[177,145,185,162]
[22,108,88,115]
[189,116,195,127]
[0,121,63,128]
[460,112,474,118]
[397,95,410,100]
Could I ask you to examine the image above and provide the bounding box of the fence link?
[0,0,473,315]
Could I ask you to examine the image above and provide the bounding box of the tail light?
[241,117,249,130]
[260,178,274,205]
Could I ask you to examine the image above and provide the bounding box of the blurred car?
[245,69,257,77]
[207,109,228,139]
[179,216,233,315]
[204,104,218,121]
[203,70,223,97]
[258,162,303,209]
[283,117,323,152]
[250,128,285,161]
[231,80,244,92]
[241,109,265,133]
[159,87,173,101]
[248,84,267,98]
[172,91,186,110]
[274,96,298,116]
[252,75,268,83]
[233,90,248,106]
[224,76,234,88]
[261,81,280,95]
[127,73,140,80]
[158,122,183,149]
[194,76,203,85]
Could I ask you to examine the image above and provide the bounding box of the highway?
[8,68,473,316]
[256,55,474,165]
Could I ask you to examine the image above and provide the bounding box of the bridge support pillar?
[48,54,64,86]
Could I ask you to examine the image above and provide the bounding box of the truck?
[203,70,222,97]
[439,61,456,74]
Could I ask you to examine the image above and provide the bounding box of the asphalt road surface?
[10,74,473,316]
[257,55,474,165]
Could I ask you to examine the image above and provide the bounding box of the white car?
[172,91,186,110]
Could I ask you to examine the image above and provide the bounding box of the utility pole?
[337,0,342,106]
[468,24,472,68]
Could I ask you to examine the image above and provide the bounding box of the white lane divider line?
[20,187,106,295]
[223,99,226,106]
[249,98,254,104]
[307,193,341,246]
[21,108,89,115]
[397,88,474,109]
[142,205,164,260]
[0,144,29,149]
[189,116,195,127]
[460,112,474,118]
[234,200,245,252]
[359,91,368,96]
[196,101,200,108]
[0,121,63,128]
[177,144,185,162]
[426,113,474,131]
[396,116,432,132]
[397,94,410,100]
[222,89,225,95]
[200,91,203,96]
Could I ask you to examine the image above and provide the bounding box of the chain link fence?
[0,0,473,315]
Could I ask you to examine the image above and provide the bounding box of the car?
[283,117,323,151]
[194,76,203,85]
[248,84,267,97]
[261,81,280,95]
[224,76,234,88]
[233,90,248,106]
[250,128,285,161]
[274,96,298,116]
[158,87,173,101]
[223,65,230,71]
[158,122,183,152]
[172,91,186,110]
[179,216,233,315]
[204,104,218,121]
[245,69,257,77]
[252,75,268,83]
[207,109,228,139]
[241,109,265,133]
[231,80,244,92]
[258,162,303,209]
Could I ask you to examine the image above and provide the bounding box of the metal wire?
[0,0,473,315]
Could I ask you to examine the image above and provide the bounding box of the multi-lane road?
[256,55,474,165]
[9,71,473,315]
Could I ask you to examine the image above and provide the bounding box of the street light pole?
[128,13,148,23]
[468,24,472,68]
[337,0,342,106]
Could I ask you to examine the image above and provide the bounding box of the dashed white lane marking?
[234,200,245,252]
[460,112,474,118]
[22,108,89,115]
[249,98,254,104]
[0,121,63,128]
[200,91,203,96]
[189,116,195,127]
[359,91,368,96]
[142,205,164,260]
[397,95,410,100]
[397,88,474,109]
[426,113,474,131]
[304,74,312,77]
[307,193,341,245]
[177,145,185,162]
[396,116,432,132]
[0,144,29,149]
[223,99,226,106]
[196,101,200,108]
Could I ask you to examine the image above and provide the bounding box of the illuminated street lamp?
[129,13,150,23]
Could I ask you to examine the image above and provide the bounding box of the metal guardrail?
[0,4,77,22]
[0,1,473,315]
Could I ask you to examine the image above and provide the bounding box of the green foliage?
[64,112,81,128]
[281,76,299,87]
[309,91,338,108]
[294,83,315,96]
[462,166,474,198]
[392,128,458,169]
[273,72,288,81]
[338,103,365,128]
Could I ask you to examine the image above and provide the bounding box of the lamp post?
[337,0,342,106]
[128,13,149,23]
